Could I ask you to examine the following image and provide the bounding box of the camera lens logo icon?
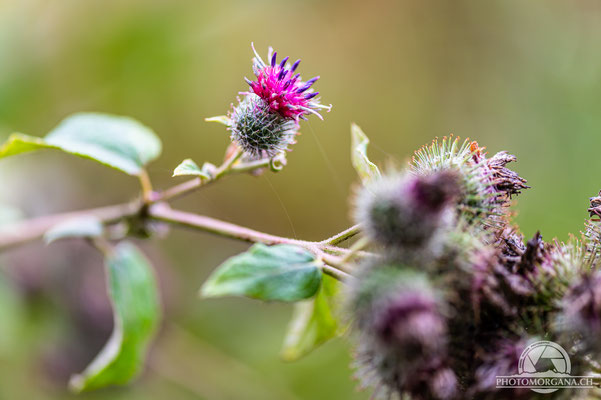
[518,341,571,394]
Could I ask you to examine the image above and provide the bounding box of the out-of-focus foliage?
[1,0,601,399]
[0,113,162,176]
[44,216,104,245]
[350,123,381,184]
[281,274,342,362]
[69,242,160,392]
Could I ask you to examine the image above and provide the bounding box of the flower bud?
[373,290,446,356]
[228,94,298,157]
[349,263,450,398]
[354,170,460,251]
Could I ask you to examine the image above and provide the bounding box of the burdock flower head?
[411,137,528,231]
[227,44,331,158]
[350,262,452,399]
[354,170,460,253]
[556,271,601,355]
[245,44,331,120]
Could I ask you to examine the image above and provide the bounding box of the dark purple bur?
[411,170,460,213]
[562,272,601,333]
[374,291,446,354]
[472,339,530,398]
[402,361,458,400]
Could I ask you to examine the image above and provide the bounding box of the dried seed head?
[487,151,529,199]
[588,191,601,218]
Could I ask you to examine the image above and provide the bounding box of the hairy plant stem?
[339,236,370,264]
[320,224,361,245]
[0,151,358,281]
[0,201,141,250]
[321,264,354,282]
[149,203,354,281]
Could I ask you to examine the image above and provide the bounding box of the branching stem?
[320,224,361,245]
[321,264,354,282]
[0,150,362,282]
[0,201,140,250]
[149,204,355,282]
[149,203,314,248]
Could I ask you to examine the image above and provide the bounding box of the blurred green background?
[1,0,601,399]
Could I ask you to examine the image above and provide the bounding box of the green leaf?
[351,123,381,184]
[0,113,162,176]
[280,274,342,361]
[205,115,231,126]
[44,215,104,244]
[70,242,161,392]
[172,159,212,179]
[200,244,322,302]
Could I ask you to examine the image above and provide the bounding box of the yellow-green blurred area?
[1,0,601,399]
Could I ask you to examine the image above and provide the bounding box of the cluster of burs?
[349,137,601,399]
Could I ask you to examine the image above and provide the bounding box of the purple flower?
[225,44,331,157]
[245,44,331,120]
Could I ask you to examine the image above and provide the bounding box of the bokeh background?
[1,0,601,399]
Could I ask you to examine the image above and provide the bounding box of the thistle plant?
[0,44,601,400]
[349,137,601,399]
[227,44,331,157]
